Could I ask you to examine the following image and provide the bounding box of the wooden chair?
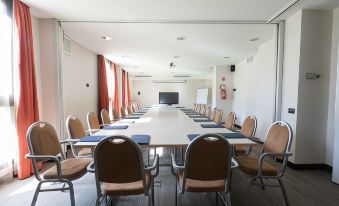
[66,114,92,157]
[171,134,233,206]
[88,136,159,206]
[234,115,257,156]
[213,109,223,124]
[26,121,92,206]
[204,106,211,118]
[127,105,133,114]
[210,108,217,120]
[112,107,120,121]
[86,112,102,135]
[224,112,236,130]
[234,121,293,206]
[199,105,206,115]
[121,106,127,118]
[101,109,113,125]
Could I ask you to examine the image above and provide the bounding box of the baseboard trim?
[287,162,333,172]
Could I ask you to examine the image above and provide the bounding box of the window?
[0,0,15,182]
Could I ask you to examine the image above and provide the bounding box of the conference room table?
[75,106,256,148]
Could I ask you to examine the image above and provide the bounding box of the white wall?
[332,7,339,183]
[233,39,276,140]
[281,11,302,163]
[131,79,212,108]
[296,10,332,164]
[212,65,233,121]
[62,39,98,130]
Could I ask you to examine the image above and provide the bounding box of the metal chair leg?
[259,177,265,189]
[31,181,43,206]
[152,180,155,206]
[67,181,75,206]
[277,178,290,206]
[175,179,178,206]
[216,192,218,206]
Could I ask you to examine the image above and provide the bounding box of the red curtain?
[121,70,126,107]
[126,72,131,105]
[98,55,109,120]
[14,0,40,179]
[112,63,120,116]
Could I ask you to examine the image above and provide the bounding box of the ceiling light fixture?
[102,36,112,40]
[177,36,186,41]
[173,56,180,59]
[169,62,176,69]
[249,37,260,42]
[224,56,230,59]
[122,55,130,58]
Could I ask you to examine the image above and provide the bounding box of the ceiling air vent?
[173,74,191,78]
[63,35,72,55]
[134,75,152,78]
[247,56,254,64]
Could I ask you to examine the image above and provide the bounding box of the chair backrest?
[213,109,223,124]
[183,134,232,191]
[66,114,86,139]
[205,106,211,118]
[112,107,120,120]
[132,104,138,112]
[224,112,236,130]
[262,121,292,154]
[27,121,62,157]
[193,104,197,111]
[87,112,100,130]
[127,105,133,114]
[121,106,127,117]
[195,104,201,112]
[101,109,111,125]
[199,105,206,115]
[210,108,216,120]
[136,103,140,110]
[240,115,257,138]
[94,136,146,192]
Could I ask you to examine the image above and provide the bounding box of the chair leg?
[67,181,75,206]
[148,193,152,206]
[246,177,255,206]
[277,178,290,206]
[31,181,43,206]
[95,196,100,206]
[259,177,265,189]
[152,180,155,206]
[216,192,218,206]
[175,179,178,206]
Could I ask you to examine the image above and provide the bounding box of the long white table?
[76,106,255,147]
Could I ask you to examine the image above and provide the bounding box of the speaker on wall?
[231,65,235,72]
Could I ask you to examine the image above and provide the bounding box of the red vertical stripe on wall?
[121,70,126,107]
[98,55,109,120]
[14,0,40,179]
[126,72,131,105]
[112,63,120,116]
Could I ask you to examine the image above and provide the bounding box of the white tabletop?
[76,107,255,147]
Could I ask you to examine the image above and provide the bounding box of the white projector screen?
[196,88,208,104]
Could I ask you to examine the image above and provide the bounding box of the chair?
[199,105,206,115]
[88,136,159,206]
[127,105,133,114]
[101,109,113,125]
[195,104,201,113]
[224,112,236,130]
[132,104,138,113]
[204,106,211,118]
[66,114,92,157]
[112,107,120,121]
[171,134,233,206]
[26,121,92,206]
[234,121,293,206]
[210,108,217,120]
[121,106,127,118]
[234,115,257,156]
[87,112,102,135]
[213,109,223,124]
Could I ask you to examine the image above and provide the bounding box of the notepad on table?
[131,135,151,145]
[125,116,141,119]
[187,133,246,141]
[200,124,224,128]
[79,135,107,142]
[103,125,128,130]
[194,119,212,122]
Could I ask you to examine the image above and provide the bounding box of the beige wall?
[131,79,212,108]
[62,39,98,131]
[233,39,276,140]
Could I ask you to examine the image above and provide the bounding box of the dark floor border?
[287,161,333,172]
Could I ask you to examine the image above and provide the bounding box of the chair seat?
[42,158,92,180]
[177,171,225,192]
[234,145,249,155]
[235,156,277,176]
[101,172,151,196]
[78,148,92,156]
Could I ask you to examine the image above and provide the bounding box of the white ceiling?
[23,0,339,78]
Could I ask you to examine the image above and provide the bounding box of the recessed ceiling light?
[173,56,180,59]
[177,36,186,41]
[249,37,260,42]
[102,36,111,40]
[122,55,130,58]
[224,56,230,59]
